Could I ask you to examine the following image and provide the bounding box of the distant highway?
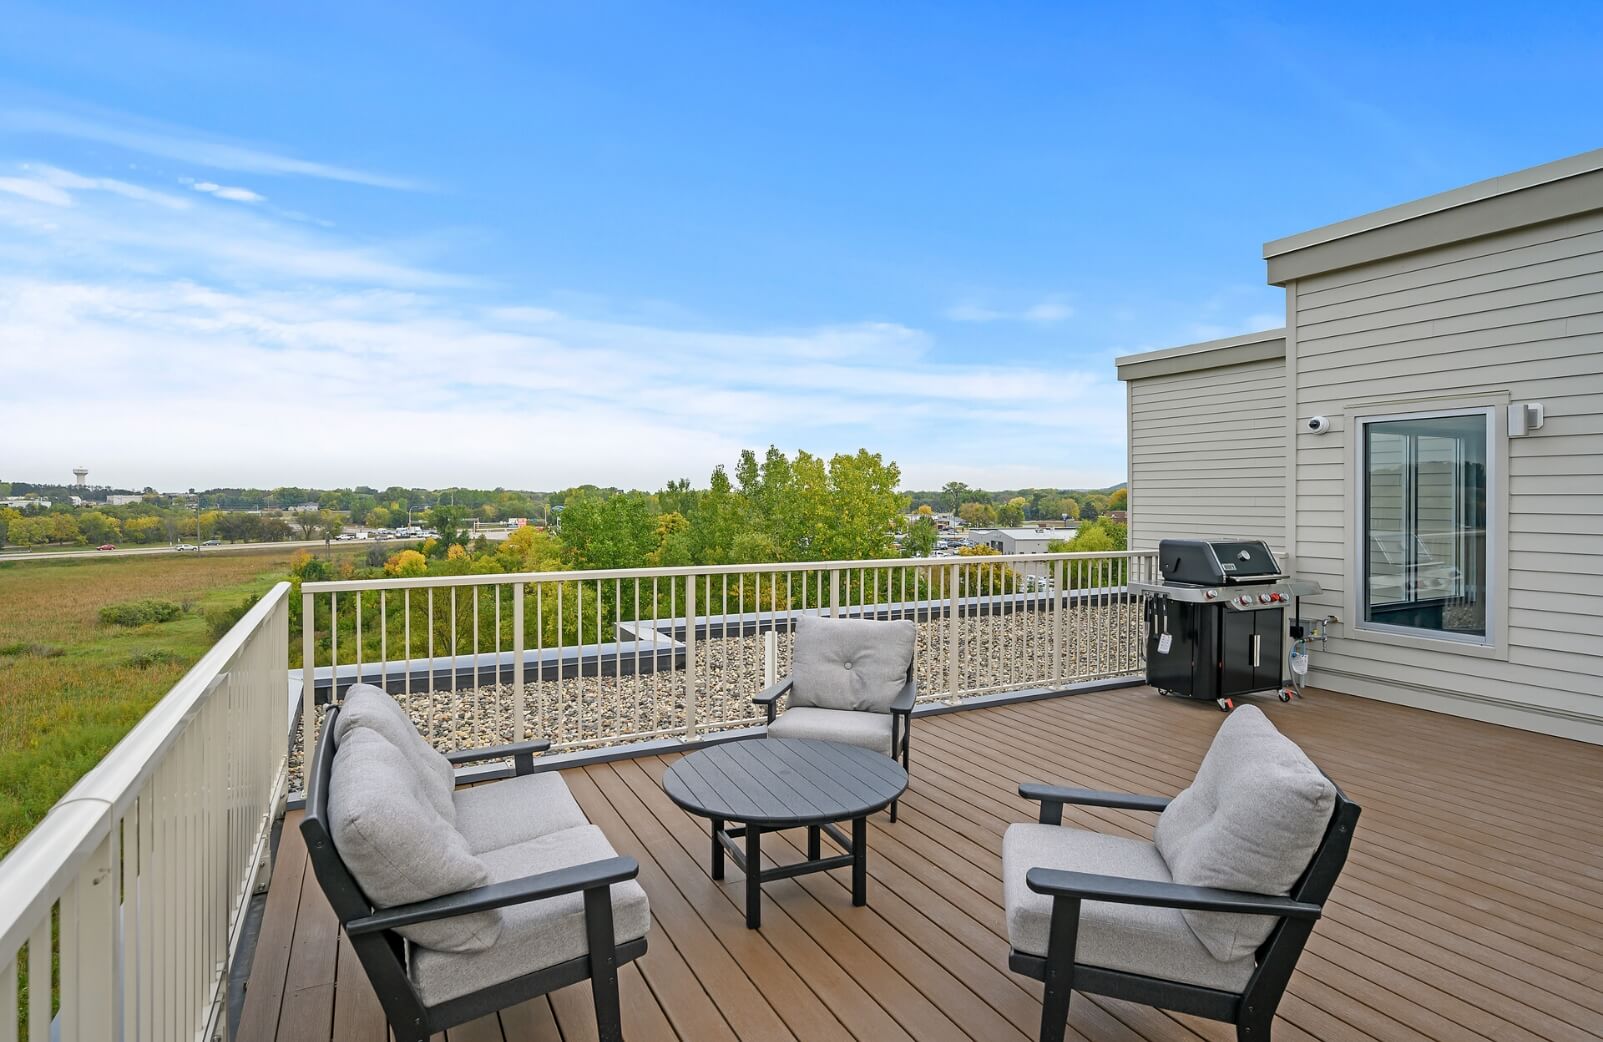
[0,534,513,564]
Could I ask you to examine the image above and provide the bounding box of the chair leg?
[584,887,624,1042]
[1236,1012,1273,1041]
[1038,896,1081,1042]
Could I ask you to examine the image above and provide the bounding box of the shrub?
[0,641,64,658]
[290,551,332,582]
[99,599,183,627]
[124,649,184,669]
[385,549,428,578]
[205,593,261,640]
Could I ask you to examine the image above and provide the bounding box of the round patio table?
[663,738,908,928]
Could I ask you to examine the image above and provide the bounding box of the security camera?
[1307,416,1331,434]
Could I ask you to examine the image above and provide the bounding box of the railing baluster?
[379,590,387,693]
[27,921,49,1042]
[684,573,697,739]
[300,589,315,792]
[512,583,525,743]
[1,957,16,1042]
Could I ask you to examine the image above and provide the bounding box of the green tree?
[904,515,938,557]
[941,481,971,512]
[958,500,998,526]
[364,506,393,529]
[557,490,658,569]
[319,510,345,544]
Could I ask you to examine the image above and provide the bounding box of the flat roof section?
[1115,327,1286,382]
[1263,146,1603,285]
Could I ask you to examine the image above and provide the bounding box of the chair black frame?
[1008,780,1360,1042]
[300,706,648,1042]
[753,657,914,822]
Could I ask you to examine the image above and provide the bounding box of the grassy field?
[0,549,355,857]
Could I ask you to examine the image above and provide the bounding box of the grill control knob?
[1259,593,1272,604]
[1203,590,1216,600]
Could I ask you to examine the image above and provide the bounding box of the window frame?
[1345,400,1507,658]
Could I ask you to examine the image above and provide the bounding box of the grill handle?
[1251,634,1261,668]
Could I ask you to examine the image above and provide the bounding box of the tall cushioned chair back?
[791,614,915,714]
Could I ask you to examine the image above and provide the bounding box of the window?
[1358,409,1491,643]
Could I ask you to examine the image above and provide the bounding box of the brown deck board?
[240,687,1603,1042]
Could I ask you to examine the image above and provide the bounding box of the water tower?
[73,467,89,487]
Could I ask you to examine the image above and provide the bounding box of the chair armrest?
[752,676,793,705]
[890,677,916,714]
[1025,868,1322,920]
[1019,782,1170,824]
[446,739,552,778]
[753,676,793,724]
[347,856,640,936]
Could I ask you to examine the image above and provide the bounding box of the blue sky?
[2,3,1600,492]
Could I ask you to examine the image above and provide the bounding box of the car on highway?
[97,544,117,551]
[174,544,199,552]
[202,539,221,546]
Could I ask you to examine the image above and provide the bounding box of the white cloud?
[1,106,422,190]
[0,162,1128,491]
[0,175,72,206]
[945,294,1074,323]
[191,180,265,203]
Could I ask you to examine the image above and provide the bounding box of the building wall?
[1126,356,1287,552]
[1287,208,1603,742]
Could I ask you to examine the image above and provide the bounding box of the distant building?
[1108,510,1128,524]
[1,496,50,510]
[285,502,321,514]
[106,494,146,506]
[965,526,1076,555]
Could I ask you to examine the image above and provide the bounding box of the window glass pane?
[1363,413,1488,638]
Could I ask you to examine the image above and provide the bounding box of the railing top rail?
[302,550,1154,594]
[0,581,292,958]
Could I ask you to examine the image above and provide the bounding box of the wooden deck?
[237,687,1603,1042]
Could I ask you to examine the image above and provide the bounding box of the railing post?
[829,569,840,618]
[947,562,960,699]
[683,573,698,740]
[764,628,778,687]
[301,588,316,794]
[512,583,526,742]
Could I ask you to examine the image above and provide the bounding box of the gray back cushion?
[328,727,502,953]
[1154,705,1336,962]
[333,684,456,822]
[791,614,915,713]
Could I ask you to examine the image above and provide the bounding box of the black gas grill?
[1132,538,1321,711]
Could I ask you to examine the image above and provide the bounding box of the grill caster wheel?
[1216,698,1235,712]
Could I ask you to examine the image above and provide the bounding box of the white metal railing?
[0,583,291,1042]
[296,551,1156,791]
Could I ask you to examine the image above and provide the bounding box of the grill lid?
[1158,538,1285,586]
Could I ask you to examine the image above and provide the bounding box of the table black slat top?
[663,738,907,827]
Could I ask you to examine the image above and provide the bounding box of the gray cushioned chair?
[1003,705,1360,1042]
[301,685,650,1042]
[754,614,915,821]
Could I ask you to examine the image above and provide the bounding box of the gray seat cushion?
[328,727,502,953]
[1002,823,1255,993]
[1155,705,1337,962]
[452,771,591,855]
[766,706,895,756]
[791,614,915,713]
[333,684,457,822]
[411,824,652,1006]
